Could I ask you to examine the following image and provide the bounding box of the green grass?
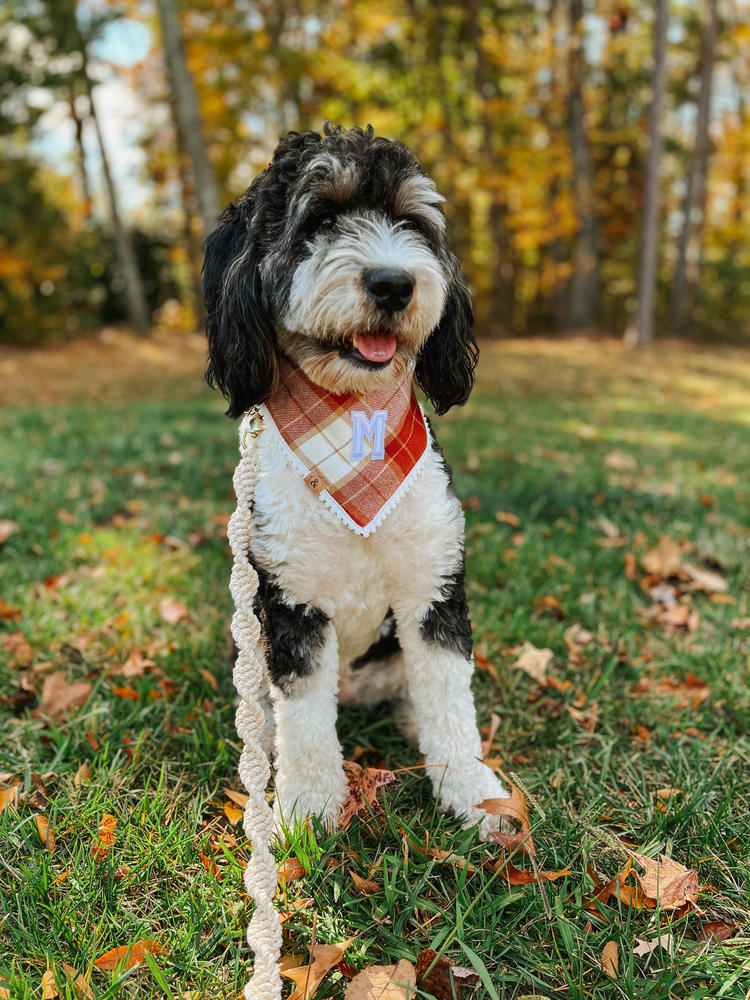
[1,338,749,999]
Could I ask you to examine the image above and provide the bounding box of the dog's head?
[203,123,476,418]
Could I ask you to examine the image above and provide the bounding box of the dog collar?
[258,356,431,536]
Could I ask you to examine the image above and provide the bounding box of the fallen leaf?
[0,519,19,544]
[224,800,243,824]
[481,711,501,760]
[479,780,536,857]
[38,672,92,721]
[198,667,219,692]
[0,598,21,621]
[696,921,739,944]
[59,964,93,1000]
[158,597,190,624]
[490,853,571,885]
[112,686,140,701]
[641,536,685,577]
[98,813,117,847]
[278,856,307,885]
[94,940,163,970]
[628,851,700,910]
[633,673,709,710]
[0,785,19,814]
[415,950,478,1000]
[114,649,156,677]
[564,624,595,666]
[601,940,618,978]
[35,813,55,852]
[633,934,675,957]
[350,870,380,895]
[224,787,250,809]
[338,761,397,830]
[281,937,356,1000]
[512,642,553,686]
[74,762,91,787]
[605,450,637,471]
[495,511,521,526]
[41,969,59,999]
[2,630,33,667]
[680,563,728,594]
[730,617,750,630]
[345,960,416,999]
[201,851,222,879]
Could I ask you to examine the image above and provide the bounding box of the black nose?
[364,269,414,313]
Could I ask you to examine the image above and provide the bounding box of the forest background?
[1,0,749,349]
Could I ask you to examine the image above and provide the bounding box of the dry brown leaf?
[74,762,91,788]
[641,536,685,577]
[281,937,356,1000]
[41,969,59,999]
[633,934,675,957]
[35,813,55,853]
[59,964,93,1000]
[2,630,33,667]
[224,787,250,809]
[338,761,397,830]
[634,673,709,709]
[345,960,417,999]
[730,617,750,630]
[198,667,219,692]
[564,624,595,666]
[604,450,637,471]
[513,642,553,686]
[415,950,478,1000]
[680,562,728,594]
[696,921,739,945]
[94,940,163,970]
[490,853,571,885]
[629,851,700,910]
[0,519,19,544]
[601,941,618,978]
[278,856,307,885]
[583,858,650,911]
[479,780,536,857]
[113,648,156,677]
[350,870,380,895]
[495,510,521,526]
[39,672,92,721]
[158,597,190,625]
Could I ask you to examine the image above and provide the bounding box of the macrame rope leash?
[227,411,283,1000]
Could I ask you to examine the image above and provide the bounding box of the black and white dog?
[204,124,507,838]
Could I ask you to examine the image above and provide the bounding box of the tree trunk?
[628,0,669,346]
[670,0,719,330]
[468,0,515,334]
[565,0,599,329]
[155,0,221,239]
[83,69,151,334]
[68,84,92,218]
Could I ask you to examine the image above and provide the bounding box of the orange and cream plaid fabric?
[262,357,430,535]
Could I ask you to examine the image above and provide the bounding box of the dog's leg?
[270,623,347,832]
[392,567,509,841]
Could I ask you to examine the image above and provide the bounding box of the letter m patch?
[350,409,387,462]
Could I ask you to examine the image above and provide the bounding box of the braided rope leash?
[227,411,283,1000]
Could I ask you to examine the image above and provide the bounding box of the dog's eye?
[316,213,337,232]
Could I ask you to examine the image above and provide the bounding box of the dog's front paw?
[436,760,511,842]
[273,766,348,838]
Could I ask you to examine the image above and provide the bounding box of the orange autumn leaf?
[628,851,700,910]
[94,940,163,970]
[223,800,243,824]
[112,686,140,701]
[278,856,307,885]
[478,780,536,857]
[98,813,117,847]
[349,870,380,895]
[489,853,571,885]
[0,785,19,815]
[601,940,618,979]
[35,813,55,853]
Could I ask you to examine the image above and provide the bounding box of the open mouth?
[339,332,397,368]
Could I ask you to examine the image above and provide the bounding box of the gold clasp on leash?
[242,408,265,449]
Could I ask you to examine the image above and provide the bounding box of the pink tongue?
[356,333,397,363]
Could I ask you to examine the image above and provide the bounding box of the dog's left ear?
[203,196,278,419]
[415,265,478,416]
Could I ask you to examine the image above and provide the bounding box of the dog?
[203,124,508,839]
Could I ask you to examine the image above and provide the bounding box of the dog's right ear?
[203,199,278,419]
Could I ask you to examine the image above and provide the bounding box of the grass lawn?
[1,335,749,999]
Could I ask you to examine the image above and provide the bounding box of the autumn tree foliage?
[1,0,749,344]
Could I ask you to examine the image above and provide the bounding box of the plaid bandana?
[262,357,430,536]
